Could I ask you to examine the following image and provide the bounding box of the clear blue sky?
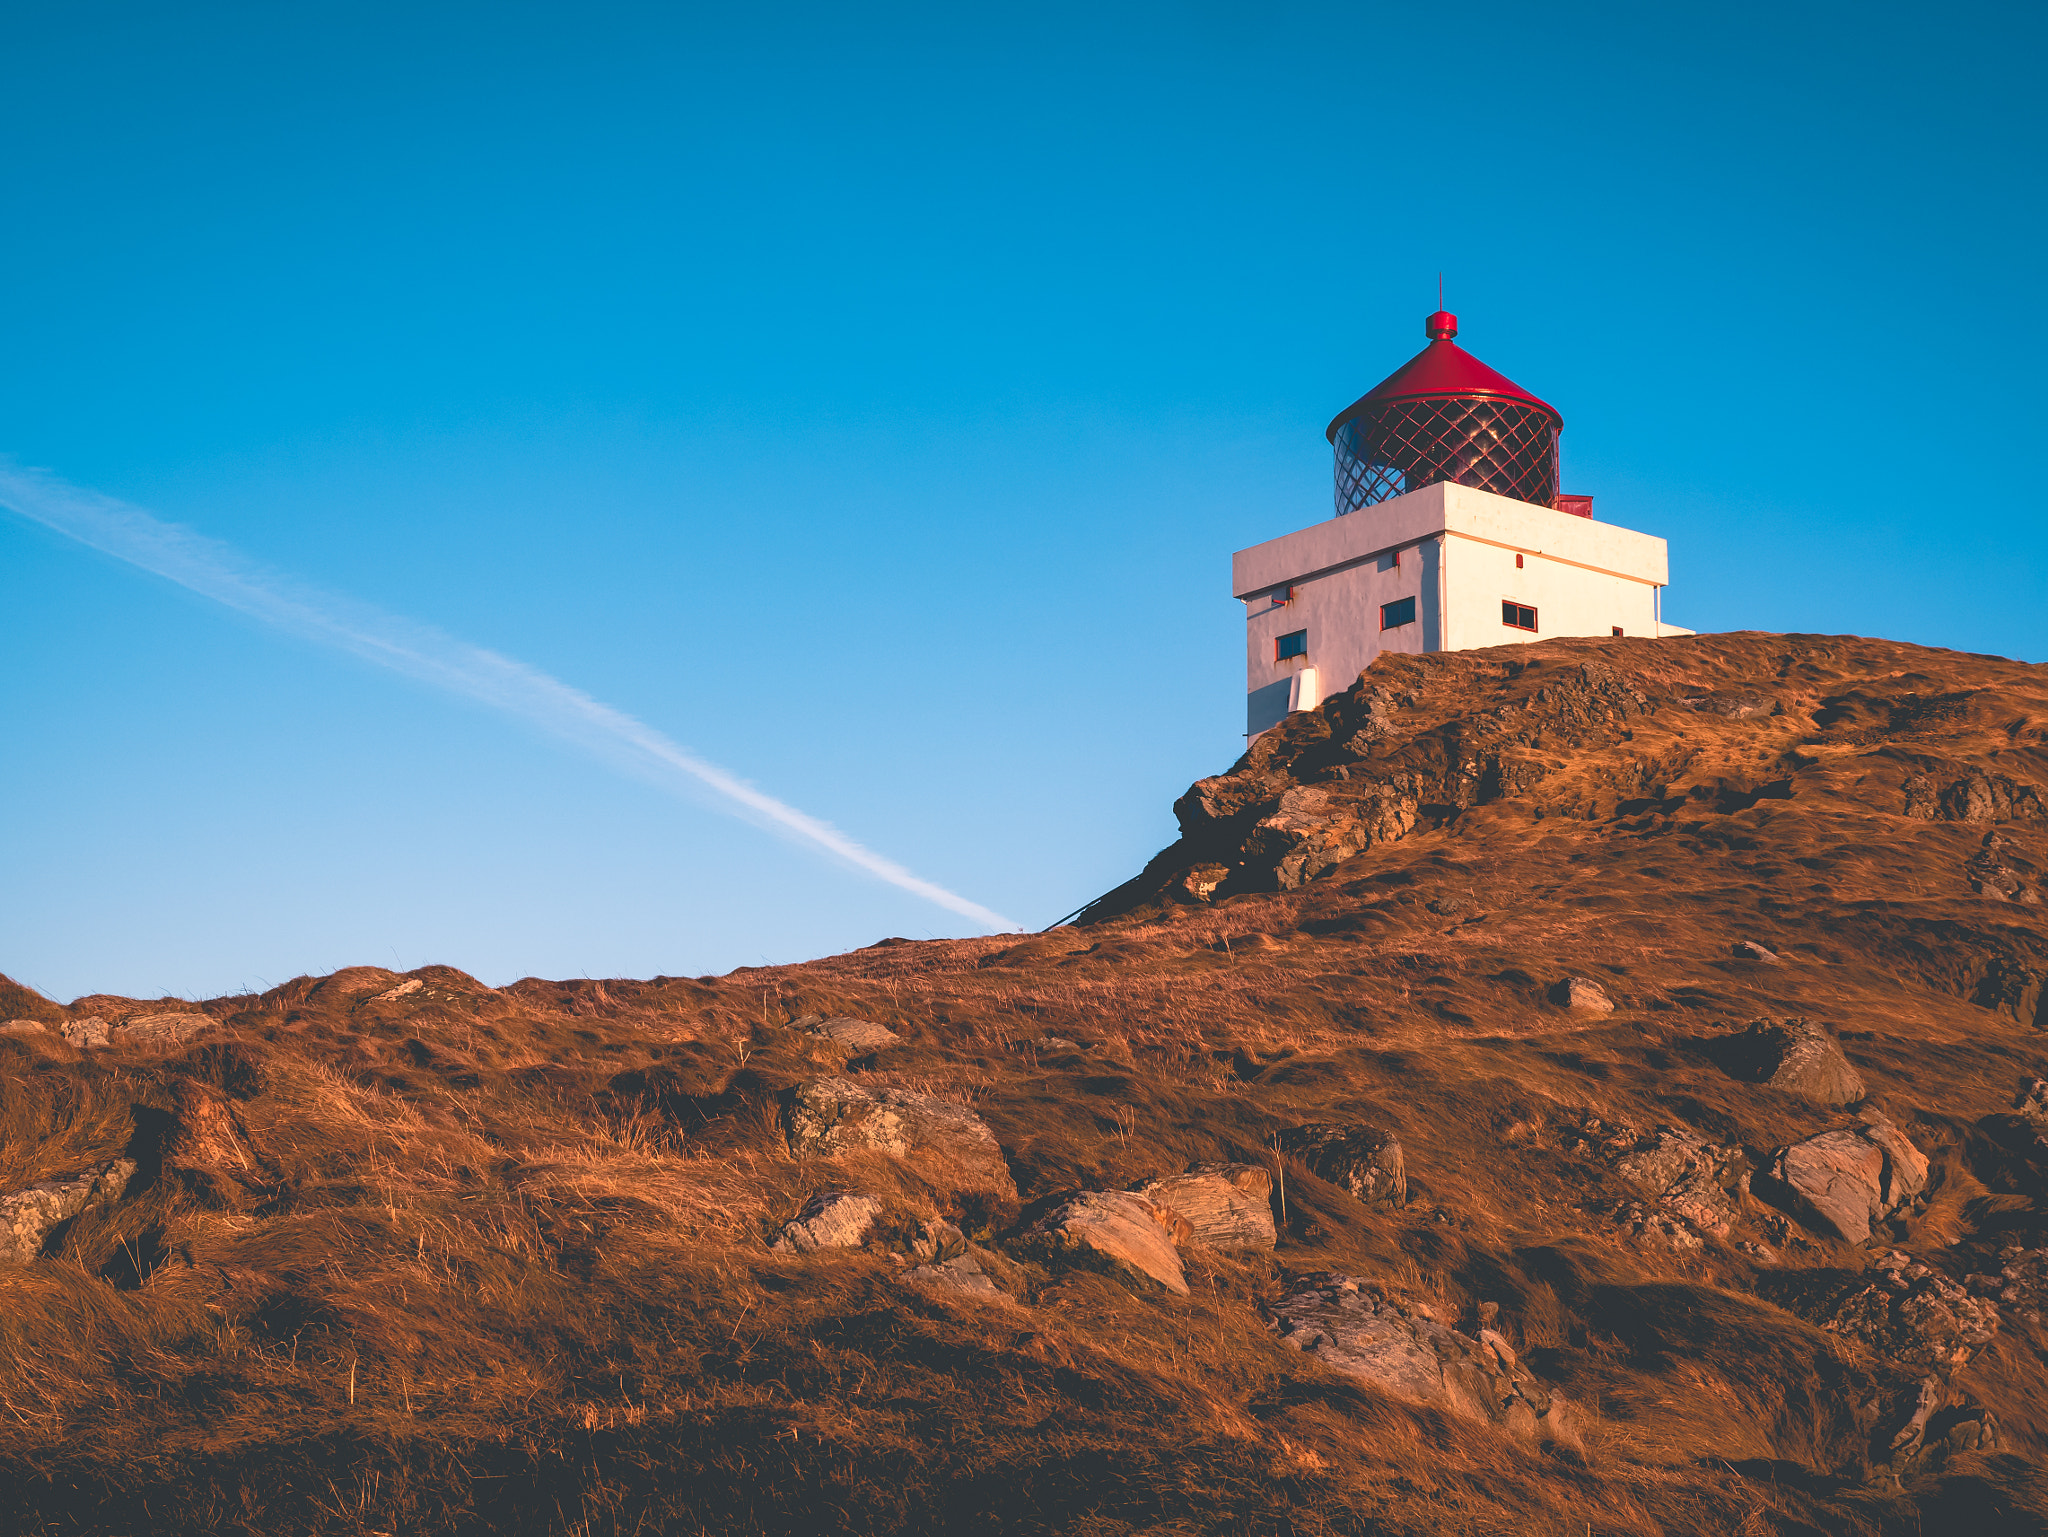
[3,1,2041,1002]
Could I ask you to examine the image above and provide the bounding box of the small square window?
[1276,628,1308,661]
[1612,626,1624,637]
[1269,586,1293,607]
[1380,596,1416,631]
[1502,602,1538,632]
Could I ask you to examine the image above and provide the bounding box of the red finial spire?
[1425,309,1458,340]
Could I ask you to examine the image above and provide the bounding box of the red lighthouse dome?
[1326,311,1563,516]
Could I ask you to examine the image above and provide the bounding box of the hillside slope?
[4,631,2048,1536]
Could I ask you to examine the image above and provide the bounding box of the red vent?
[1556,494,1594,518]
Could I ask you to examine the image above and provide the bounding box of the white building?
[1237,310,1688,737]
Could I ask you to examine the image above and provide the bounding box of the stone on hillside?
[110,1012,216,1049]
[58,1016,111,1049]
[1760,1115,1928,1242]
[1972,958,2045,1030]
[1732,940,1781,962]
[1828,1250,2000,1373]
[1,1159,138,1263]
[771,1193,881,1254]
[795,1014,902,1054]
[1966,1245,2047,1325]
[1270,1274,1578,1449]
[1277,1123,1406,1205]
[1688,691,1778,719]
[1551,977,1614,1013]
[372,978,424,1002]
[1726,1018,1866,1106]
[0,1019,47,1037]
[1136,1163,1276,1250]
[1612,1127,1741,1241]
[2015,1079,2048,1127]
[1020,1190,1189,1294]
[907,1251,1007,1298]
[785,1078,1016,1197]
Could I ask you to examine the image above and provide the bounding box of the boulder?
[1724,1018,1865,1106]
[1551,977,1614,1014]
[771,1193,881,1254]
[1732,940,1781,962]
[785,1078,1016,1198]
[1276,1123,1406,1205]
[795,1015,902,1055]
[1020,1190,1189,1294]
[1965,1245,2047,1325]
[372,979,424,1002]
[110,1012,216,1050]
[1,1160,138,1263]
[0,1019,47,1037]
[902,1220,1015,1300]
[1827,1250,1999,1373]
[1270,1274,1578,1449]
[1760,1115,1928,1242]
[2015,1079,2048,1128]
[1136,1163,1276,1249]
[58,1016,111,1049]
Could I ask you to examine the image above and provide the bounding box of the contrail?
[0,459,1021,932]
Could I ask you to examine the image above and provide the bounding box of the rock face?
[771,1193,881,1254]
[1277,1124,1406,1205]
[1,1160,138,1262]
[110,1012,216,1049]
[785,1079,1016,1198]
[1271,1275,1578,1449]
[1722,1018,1866,1106]
[58,1016,111,1048]
[796,1015,902,1055]
[1828,1251,2000,1372]
[1760,1116,1928,1242]
[1551,977,1614,1014]
[1610,1126,1742,1245]
[1020,1191,1189,1294]
[1135,1163,1276,1250]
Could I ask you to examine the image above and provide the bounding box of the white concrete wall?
[1236,482,1671,736]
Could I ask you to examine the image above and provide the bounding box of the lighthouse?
[1237,310,1687,738]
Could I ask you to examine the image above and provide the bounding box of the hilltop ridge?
[3,631,2047,1536]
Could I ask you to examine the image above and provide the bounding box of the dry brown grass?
[2,633,2046,1533]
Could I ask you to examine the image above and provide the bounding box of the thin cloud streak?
[0,460,1021,933]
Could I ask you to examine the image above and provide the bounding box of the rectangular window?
[1611,626,1624,637]
[1503,601,1538,632]
[1380,596,1416,631]
[1515,553,1524,569]
[1276,628,1308,661]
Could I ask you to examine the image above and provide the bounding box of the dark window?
[1269,586,1292,607]
[1503,602,1538,632]
[1276,629,1308,661]
[1380,596,1416,631]
[1611,626,1624,637]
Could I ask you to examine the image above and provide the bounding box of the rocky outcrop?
[1270,1274,1578,1449]
[1551,977,1613,1014]
[1277,1124,1405,1205]
[58,1016,111,1048]
[1973,958,2046,1030]
[110,1012,216,1050]
[1135,1163,1275,1249]
[1826,1250,1999,1373]
[785,1079,1016,1199]
[1903,769,2047,824]
[1758,1116,1928,1242]
[771,1193,881,1253]
[1719,1018,1866,1106]
[1608,1126,1743,1246]
[1017,1191,1189,1294]
[795,1015,902,1055]
[1,1159,138,1262]
[901,1218,1014,1300]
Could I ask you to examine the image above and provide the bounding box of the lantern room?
[1326,310,1564,517]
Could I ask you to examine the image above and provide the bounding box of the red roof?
[1326,311,1562,443]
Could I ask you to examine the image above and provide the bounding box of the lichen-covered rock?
[1019,1190,1188,1294]
[1270,1274,1578,1449]
[1726,1018,1866,1106]
[1612,1126,1742,1241]
[1136,1163,1275,1250]
[784,1079,1016,1198]
[1551,977,1613,1014]
[1,1160,138,1262]
[1827,1251,1999,1372]
[1760,1115,1927,1241]
[58,1016,111,1048]
[771,1193,881,1254]
[794,1015,902,1055]
[110,1012,216,1050]
[1277,1123,1405,1205]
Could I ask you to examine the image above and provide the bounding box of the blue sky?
[3,1,2041,1002]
